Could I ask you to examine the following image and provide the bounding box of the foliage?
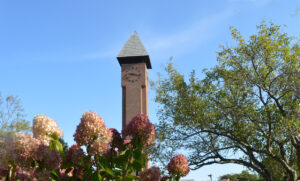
[150,136,178,175]
[219,170,262,181]
[151,22,300,181]
[0,112,190,181]
[0,93,31,138]
[59,138,69,154]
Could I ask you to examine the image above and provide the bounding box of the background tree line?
[0,93,31,142]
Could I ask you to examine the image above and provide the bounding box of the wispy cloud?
[228,0,274,6]
[81,9,236,63]
[144,9,235,58]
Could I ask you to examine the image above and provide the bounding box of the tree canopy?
[151,22,300,181]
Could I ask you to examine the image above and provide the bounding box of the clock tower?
[117,31,152,130]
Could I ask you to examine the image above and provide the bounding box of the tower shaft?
[121,63,148,129]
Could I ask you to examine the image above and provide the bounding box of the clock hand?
[128,73,141,76]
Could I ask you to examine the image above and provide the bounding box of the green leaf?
[92,171,102,181]
[125,174,140,181]
[131,160,142,171]
[102,168,117,179]
[49,139,64,156]
[82,168,92,181]
[133,148,142,160]
[50,170,60,181]
[8,167,13,179]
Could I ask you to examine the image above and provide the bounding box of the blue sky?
[0,0,300,180]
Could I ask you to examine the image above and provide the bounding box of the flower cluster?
[14,167,50,181]
[33,114,63,145]
[5,133,41,167]
[16,167,36,181]
[0,168,8,178]
[35,170,51,180]
[167,154,190,177]
[74,112,112,156]
[110,128,123,150]
[122,114,155,146]
[66,144,85,166]
[0,133,60,180]
[123,139,133,149]
[36,144,62,170]
[140,166,161,181]
[88,138,110,156]
[60,168,74,179]
[0,140,11,169]
[0,112,190,181]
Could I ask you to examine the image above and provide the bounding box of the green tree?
[0,93,31,138]
[220,170,262,181]
[151,22,300,181]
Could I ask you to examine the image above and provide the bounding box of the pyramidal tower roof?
[117,31,148,57]
[117,31,151,69]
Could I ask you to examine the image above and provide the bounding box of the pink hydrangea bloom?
[110,128,123,150]
[0,168,8,178]
[122,114,155,146]
[33,114,63,146]
[123,139,133,149]
[16,167,37,181]
[35,170,50,180]
[140,166,161,181]
[123,139,131,144]
[66,144,85,166]
[8,133,41,167]
[87,138,110,156]
[76,167,84,179]
[105,149,119,158]
[0,138,12,169]
[36,144,62,170]
[73,112,112,146]
[60,168,74,179]
[35,135,52,147]
[167,154,190,177]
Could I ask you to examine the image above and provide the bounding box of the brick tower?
[117,31,152,130]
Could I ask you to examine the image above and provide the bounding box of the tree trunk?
[259,169,273,181]
[287,170,298,181]
[295,145,300,173]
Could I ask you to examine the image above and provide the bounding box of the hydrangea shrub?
[0,112,189,181]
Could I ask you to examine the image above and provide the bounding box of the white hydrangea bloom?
[33,114,63,145]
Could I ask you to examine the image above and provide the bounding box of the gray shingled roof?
[117,31,149,57]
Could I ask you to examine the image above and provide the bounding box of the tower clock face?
[123,66,141,83]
